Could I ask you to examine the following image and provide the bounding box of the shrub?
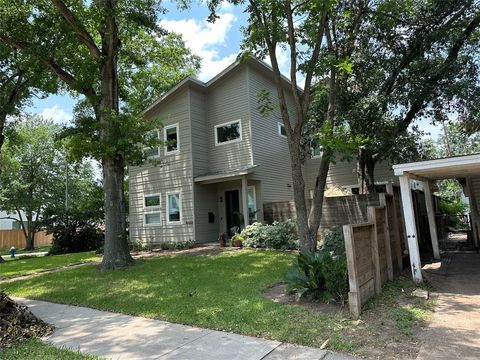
[159,239,195,251]
[49,224,104,255]
[241,220,298,250]
[319,226,345,256]
[284,250,348,304]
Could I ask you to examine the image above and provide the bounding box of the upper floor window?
[215,120,242,146]
[278,123,287,138]
[167,191,182,224]
[144,130,160,159]
[164,123,179,154]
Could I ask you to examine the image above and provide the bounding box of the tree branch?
[51,0,101,59]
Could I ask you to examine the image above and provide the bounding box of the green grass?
[0,339,98,360]
[2,250,355,351]
[0,251,100,279]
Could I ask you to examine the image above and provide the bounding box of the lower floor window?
[145,212,161,225]
[167,192,182,223]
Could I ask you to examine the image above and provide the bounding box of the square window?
[145,194,160,208]
[164,124,179,154]
[278,123,287,137]
[145,213,161,225]
[215,120,241,145]
[312,146,321,158]
[167,192,182,223]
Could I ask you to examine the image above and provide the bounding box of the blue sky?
[28,1,441,139]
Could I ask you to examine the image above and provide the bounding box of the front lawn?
[0,251,100,279]
[0,339,98,360]
[2,250,432,357]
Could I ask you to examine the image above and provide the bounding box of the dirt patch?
[265,278,434,359]
[264,283,343,315]
[0,292,53,347]
[131,243,239,258]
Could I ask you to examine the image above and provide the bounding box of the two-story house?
[128,58,397,245]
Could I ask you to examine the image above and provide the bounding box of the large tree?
[0,116,61,249]
[341,0,480,192]
[208,0,368,251]
[0,0,199,269]
[0,45,56,152]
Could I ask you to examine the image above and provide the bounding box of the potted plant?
[231,233,244,248]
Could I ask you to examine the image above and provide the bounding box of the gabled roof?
[143,56,301,115]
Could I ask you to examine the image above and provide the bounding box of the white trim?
[277,123,287,138]
[393,153,480,176]
[166,191,183,225]
[144,193,161,209]
[164,123,180,155]
[214,119,242,146]
[247,185,257,222]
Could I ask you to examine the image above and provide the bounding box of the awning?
[194,165,258,184]
[393,153,480,180]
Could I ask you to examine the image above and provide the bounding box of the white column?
[241,176,249,228]
[424,180,440,260]
[399,175,423,283]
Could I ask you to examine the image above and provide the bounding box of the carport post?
[399,175,423,283]
[424,180,440,260]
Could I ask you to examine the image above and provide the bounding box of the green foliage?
[319,226,345,256]
[49,225,104,255]
[231,233,244,243]
[284,250,349,303]
[439,198,468,215]
[241,220,298,250]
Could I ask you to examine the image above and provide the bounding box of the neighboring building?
[0,211,24,230]
[129,58,396,245]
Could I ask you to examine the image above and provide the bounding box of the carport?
[393,153,480,282]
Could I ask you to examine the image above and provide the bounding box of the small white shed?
[393,153,480,282]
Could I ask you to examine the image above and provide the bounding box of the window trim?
[277,123,287,138]
[214,119,242,146]
[144,130,161,159]
[247,185,257,223]
[166,191,183,225]
[144,193,161,226]
[164,123,180,155]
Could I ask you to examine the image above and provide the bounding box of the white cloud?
[40,105,72,125]
[160,12,238,81]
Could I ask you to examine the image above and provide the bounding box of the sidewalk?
[16,298,358,360]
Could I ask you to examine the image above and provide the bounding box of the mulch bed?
[0,292,54,347]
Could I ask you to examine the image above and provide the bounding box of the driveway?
[417,253,480,360]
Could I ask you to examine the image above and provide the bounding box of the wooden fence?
[0,230,53,249]
[343,194,404,318]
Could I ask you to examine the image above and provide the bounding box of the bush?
[49,224,104,255]
[241,220,298,250]
[284,250,348,304]
[159,239,195,250]
[319,226,345,256]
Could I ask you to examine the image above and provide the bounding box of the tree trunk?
[97,0,133,270]
[25,213,34,250]
[0,112,6,153]
[357,149,377,194]
[99,155,133,270]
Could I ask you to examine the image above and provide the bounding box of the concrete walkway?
[16,298,358,360]
[417,253,480,360]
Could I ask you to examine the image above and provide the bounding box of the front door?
[225,190,240,235]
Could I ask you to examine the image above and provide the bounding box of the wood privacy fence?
[343,194,404,318]
[0,230,53,249]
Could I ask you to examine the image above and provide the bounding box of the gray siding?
[304,156,397,195]
[129,88,195,244]
[205,65,253,173]
[248,66,295,203]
